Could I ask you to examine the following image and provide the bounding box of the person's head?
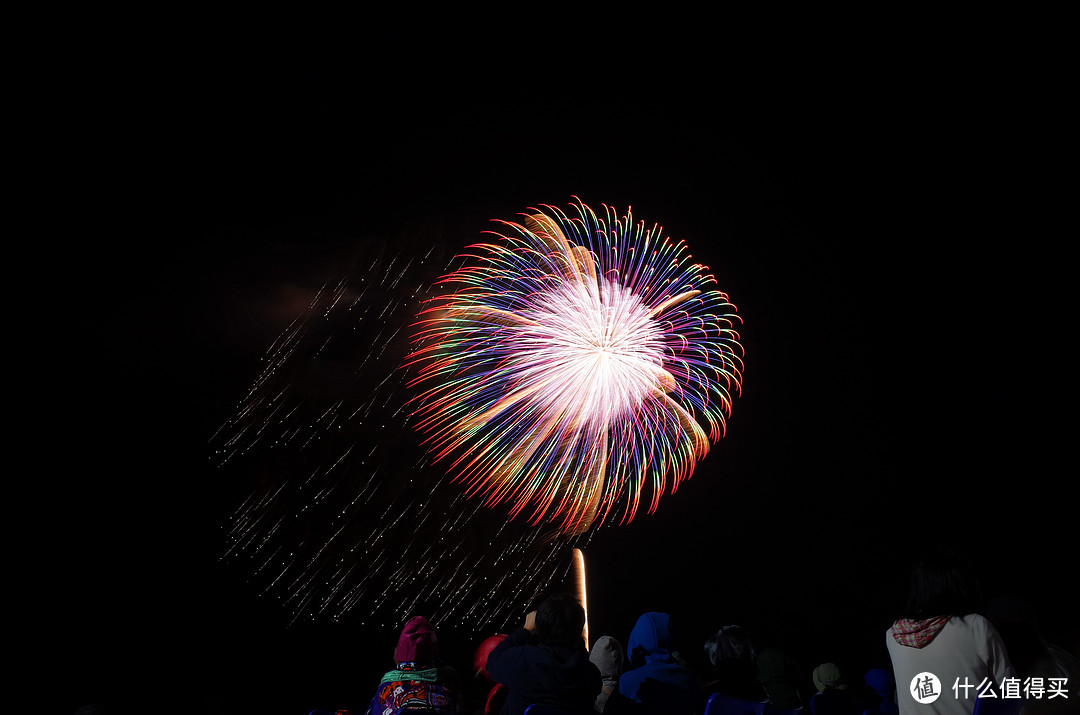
[589,635,625,679]
[705,624,756,666]
[864,668,895,699]
[627,612,676,666]
[533,592,586,647]
[902,547,981,620]
[473,633,508,681]
[757,648,798,685]
[813,663,846,692]
[395,615,438,664]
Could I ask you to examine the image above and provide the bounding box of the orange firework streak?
[573,547,589,649]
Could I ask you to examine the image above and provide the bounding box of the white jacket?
[886,614,1015,715]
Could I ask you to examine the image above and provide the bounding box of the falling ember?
[407,198,744,536]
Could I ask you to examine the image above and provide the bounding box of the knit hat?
[813,663,846,692]
[395,616,438,663]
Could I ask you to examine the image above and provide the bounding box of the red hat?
[473,633,509,680]
[396,616,438,663]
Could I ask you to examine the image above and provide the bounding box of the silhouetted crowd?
[71,549,1078,715]
[350,549,1077,715]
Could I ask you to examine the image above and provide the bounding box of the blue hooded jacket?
[614,612,698,714]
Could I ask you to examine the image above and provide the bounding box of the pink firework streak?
[406,199,744,535]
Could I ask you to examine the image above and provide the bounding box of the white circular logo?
[910,672,942,704]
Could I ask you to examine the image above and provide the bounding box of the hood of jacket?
[891,616,951,648]
[590,635,624,681]
[512,641,599,711]
[395,615,438,663]
[627,612,676,667]
[757,647,797,686]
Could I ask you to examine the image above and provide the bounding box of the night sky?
[52,12,1073,715]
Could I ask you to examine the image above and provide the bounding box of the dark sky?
[53,12,1073,715]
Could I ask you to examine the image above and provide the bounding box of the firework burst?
[407,199,744,535]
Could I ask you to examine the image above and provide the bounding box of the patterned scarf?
[373,664,460,714]
[379,662,456,683]
[891,616,951,648]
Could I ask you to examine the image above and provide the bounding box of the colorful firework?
[210,200,744,633]
[407,199,743,536]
